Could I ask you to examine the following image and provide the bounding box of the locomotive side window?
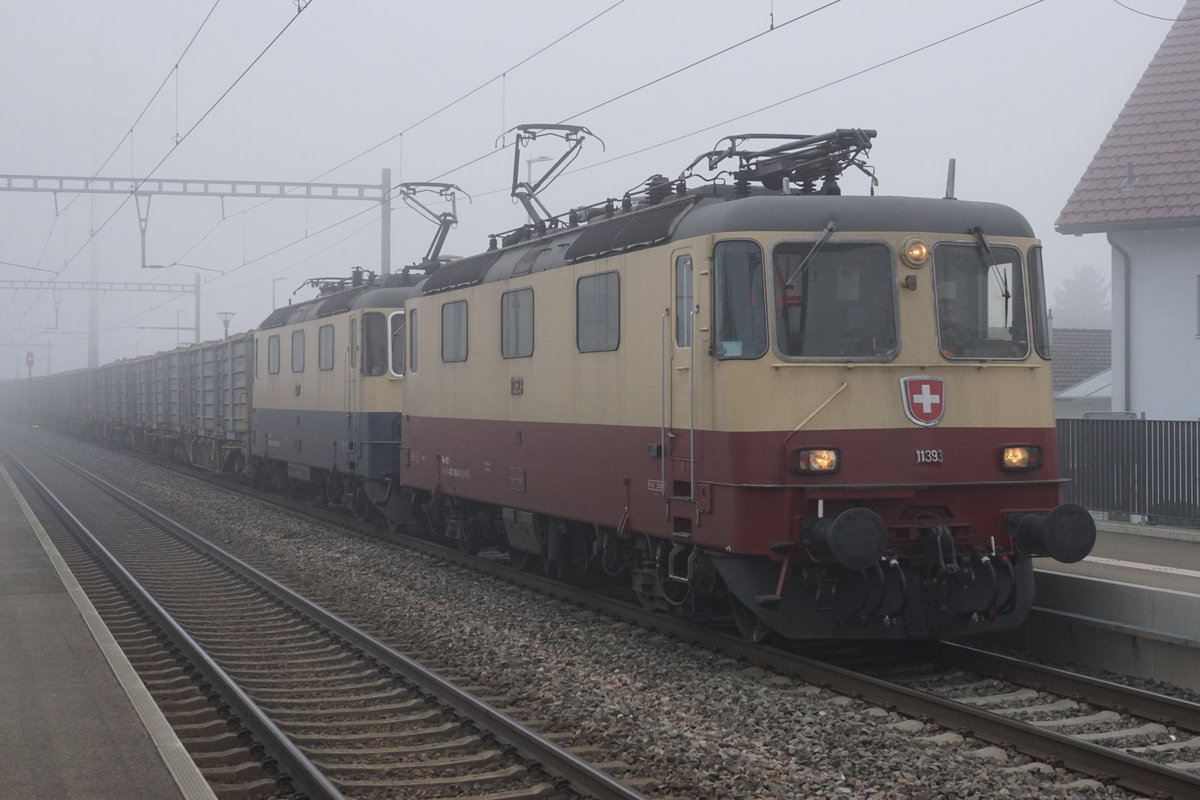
[713,241,767,359]
[770,242,896,359]
[933,243,1029,359]
[267,334,280,375]
[577,271,619,352]
[675,255,693,347]
[1028,246,1052,360]
[349,318,358,369]
[389,311,405,376]
[362,311,388,375]
[409,309,418,373]
[319,324,334,371]
[442,300,468,362]
[291,330,305,373]
[501,287,534,358]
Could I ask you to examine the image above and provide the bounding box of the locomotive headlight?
[794,448,840,474]
[901,237,929,268]
[1001,445,1044,471]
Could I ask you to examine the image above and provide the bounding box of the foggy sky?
[0,0,1185,377]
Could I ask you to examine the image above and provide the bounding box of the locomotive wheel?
[456,526,482,555]
[351,485,371,521]
[508,547,538,572]
[730,598,776,644]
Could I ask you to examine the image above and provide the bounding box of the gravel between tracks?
[56,435,1143,800]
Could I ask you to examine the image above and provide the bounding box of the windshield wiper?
[971,225,1010,327]
[787,220,838,287]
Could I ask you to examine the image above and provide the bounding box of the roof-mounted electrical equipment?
[501,124,604,227]
[682,128,878,196]
[395,181,470,272]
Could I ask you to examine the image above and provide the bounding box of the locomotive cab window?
[362,311,388,376]
[389,311,405,376]
[934,242,1029,360]
[409,308,418,373]
[1028,246,1052,360]
[770,241,896,359]
[267,334,280,375]
[713,241,767,359]
[675,255,693,347]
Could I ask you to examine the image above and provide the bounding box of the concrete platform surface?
[0,461,214,800]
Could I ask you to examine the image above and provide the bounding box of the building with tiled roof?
[1056,0,1200,420]
[1049,328,1111,418]
[1050,328,1112,394]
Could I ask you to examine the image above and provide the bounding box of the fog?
[0,0,1184,377]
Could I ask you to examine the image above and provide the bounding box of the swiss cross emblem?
[901,376,945,427]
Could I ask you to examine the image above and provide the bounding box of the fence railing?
[1057,418,1200,526]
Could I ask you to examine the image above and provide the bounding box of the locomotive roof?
[258,283,420,329]
[420,189,1035,295]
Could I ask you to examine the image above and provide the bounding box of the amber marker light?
[901,237,929,268]
[1001,445,1043,471]
[794,448,840,474]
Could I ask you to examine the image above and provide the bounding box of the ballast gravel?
[54,436,1145,800]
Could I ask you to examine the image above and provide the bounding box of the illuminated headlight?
[794,448,840,474]
[901,237,929,268]
[1001,445,1044,471]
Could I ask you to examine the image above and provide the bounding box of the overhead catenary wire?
[20,0,225,284]
[105,0,1052,337]
[15,2,316,334]
[161,0,632,274]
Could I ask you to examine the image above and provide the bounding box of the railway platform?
[0,462,214,800]
[1009,518,1200,691]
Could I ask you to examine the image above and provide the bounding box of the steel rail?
[933,640,1200,733]
[2,447,343,800]
[37,446,647,800]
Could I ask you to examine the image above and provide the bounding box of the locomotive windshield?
[933,242,1029,359]
[770,241,897,359]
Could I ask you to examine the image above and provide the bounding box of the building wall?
[1109,229,1200,420]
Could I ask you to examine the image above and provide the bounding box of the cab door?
[344,315,360,471]
[666,248,697,507]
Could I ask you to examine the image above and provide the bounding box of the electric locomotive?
[396,128,1095,640]
[1,127,1095,642]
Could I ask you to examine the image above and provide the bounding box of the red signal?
[25,351,34,367]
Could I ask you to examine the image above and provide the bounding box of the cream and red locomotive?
[6,128,1095,640]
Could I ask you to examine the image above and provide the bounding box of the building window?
[267,334,279,374]
[502,287,534,358]
[362,311,387,376]
[675,255,693,347]
[319,324,334,370]
[577,271,619,352]
[442,300,468,362]
[389,311,405,376]
[409,308,418,373]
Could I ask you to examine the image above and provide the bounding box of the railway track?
[16,428,1200,798]
[1,437,648,800]
[188,454,1200,799]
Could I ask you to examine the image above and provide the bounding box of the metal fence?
[1057,418,1200,526]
